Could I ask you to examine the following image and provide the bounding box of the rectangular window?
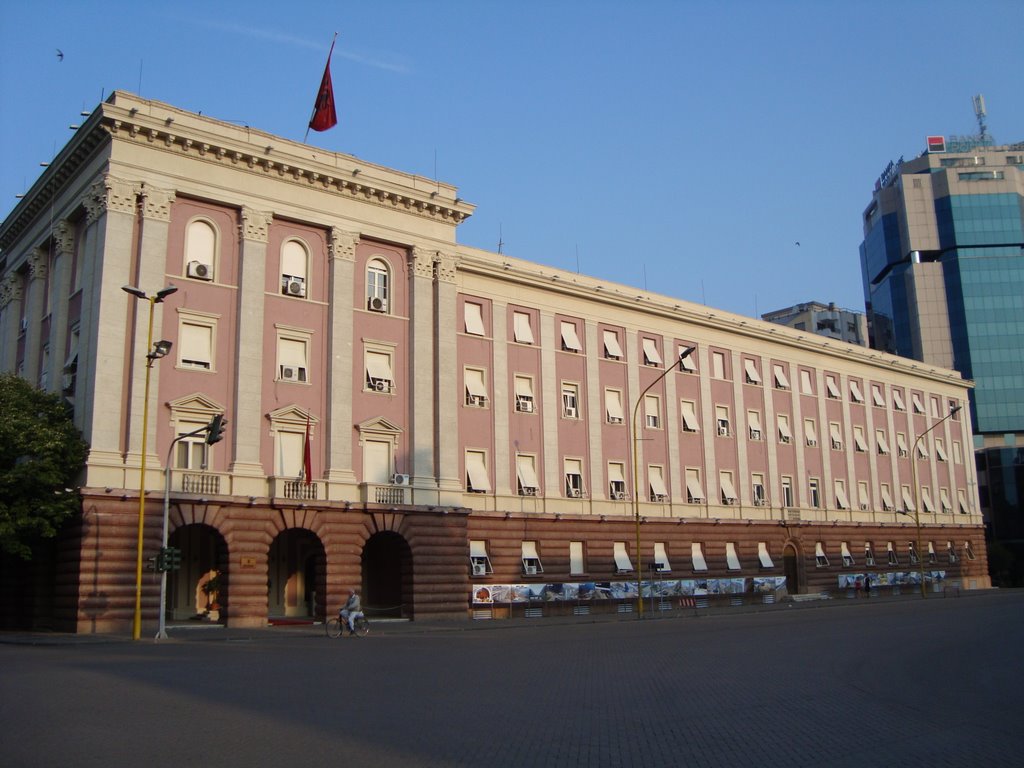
[648,465,669,502]
[799,369,814,395]
[829,422,843,451]
[715,405,731,437]
[564,458,584,498]
[928,541,937,564]
[605,388,624,424]
[365,350,394,393]
[908,541,919,565]
[850,380,864,403]
[777,414,792,444]
[935,439,948,462]
[929,397,940,418]
[858,481,870,511]
[939,488,952,514]
[180,319,214,370]
[835,479,849,510]
[916,440,929,460]
[871,384,885,408]
[953,441,963,464]
[691,542,708,572]
[685,468,704,503]
[773,364,790,390]
[725,543,741,571]
[613,542,633,573]
[608,462,627,500]
[560,321,582,352]
[864,542,875,566]
[644,394,661,429]
[781,476,794,507]
[678,346,697,372]
[174,424,209,469]
[901,485,915,512]
[841,542,855,567]
[809,479,820,508]
[743,359,761,385]
[603,329,623,360]
[464,367,487,407]
[514,375,535,413]
[712,351,726,380]
[815,542,829,567]
[569,541,586,575]
[516,454,540,496]
[896,433,909,458]
[893,389,906,411]
[881,484,894,512]
[513,311,534,344]
[561,383,580,418]
[921,487,935,513]
[465,450,490,493]
[911,393,925,414]
[752,473,766,506]
[747,410,762,441]
[464,301,485,336]
[876,429,890,455]
[642,337,663,366]
[853,425,867,452]
[804,419,817,447]
[946,541,958,564]
[653,542,671,573]
[964,541,976,560]
[957,489,970,514]
[680,400,699,432]
[278,336,308,383]
[758,542,774,568]
[521,541,543,575]
[719,471,737,505]
[825,375,840,399]
[469,540,493,576]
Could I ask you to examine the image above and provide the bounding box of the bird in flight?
[56,49,64,62]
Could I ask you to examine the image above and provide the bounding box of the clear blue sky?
[3,1,1021,318]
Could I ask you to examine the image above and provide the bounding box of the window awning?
[829,423,843,444]
[893,390,906,410]
[464,302,485,335]
[940,489,951,513]
[613,542,633,572]
[560,322,582,351]
[744,360,761,384]
[748,411,762,431]
[514,377,533,398]
[465,369,486,398]
[835,483,849,509]
[470,540,488,559]
[917,441,929,459]
[757,542,774,568]
[841,542,853,559]
[678,348,697,371]
[607,462,626,485]
[804,421,817,443]
[691,542,708,571]
[881,486,894,509]
[936,441,948,461]
[686,475,705,501]
[648,469,669,498]
[465,452,490,492]
[653,542,671,571]
[605,390,624,421]
[958,492,970,514]
[521,541,540,560]
[872,386,886,407]
[826,377,841,398]
[901,486,916,511]
[854,430,868,452]
[725,542,741,570]
[366,352,393,381]
[815,542,827,558]
[877,432,890,454]
[719,474,737,501]
[858,484,871,508]
[850,380,864,402]
[777,417,792,440]
[516,458,539,490]
[642,338,663,365]
[681,402,699,432]
[800,370,813,394]
[921,488,935,513]
[897,433,909,453]
[773,365,790,389]
[912,393,924,413]
[603,330,623,358]
[513,312,534,344]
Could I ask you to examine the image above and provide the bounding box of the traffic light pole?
[157,417,225,640]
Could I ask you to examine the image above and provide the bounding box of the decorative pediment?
[167,393,224,421]
[356,416,403,437]
[267,405,319,429]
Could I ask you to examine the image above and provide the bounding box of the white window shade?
[513,312,534,344]
[600,330,623,358]
[560,321,582,352]
[642,338,663,366]
[901,486,916,511]
[469,540,492,573]
[829,423,843,445]
[514,376,533,398]
[279,337,306,367]
[881,486,894,510]
[773,365,790,389]
[744,360,761,383]
[465,368,487,398]
[276,430,304,477]
[516,457,539,491]
[725,543,741,570]
[850,381,864,402]
[678,348,697,371]
[465,451,491,492]
[912,393,924,413]
[854,430,868,452]
[858,483,871,509]
[719,473,737,502]
[936,441,948,461]
[958,490,970,514]
[748,411,762,431]
[653,542,671,572]
[757,542,774,568]
[804,421,817,444]
[921,487,935,513]
[569,542,585,575]
[800,370,813,394]
[940,489,952,513]
[648,468,669,498]
[835,482,849,510]
[686,474,705,502]
[691,543,708,572]
[681,402,699,432]
[897,434,909,454]
[876,432,890,454]
[893,390,906,410]
[521,541,543,572]
[365,351,393,382]
[605,390,624,421]
[464,302,485,335]
[872,386,885,407]
[180,322,212,366]
[281,240,307,280]
[826,377,841,398]
[778,416,793,441]
[613,542,633,572]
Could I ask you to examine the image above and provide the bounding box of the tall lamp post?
[631,346,695,618]
[123,284,177,640]
[909,404,962,599]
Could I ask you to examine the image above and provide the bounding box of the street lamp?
[631,345,695,618]
[908,403,962,599]
[123,283,177,640]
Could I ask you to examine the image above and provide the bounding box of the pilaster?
[539,311,558,496]
[325,227,358,489]
[22,248,48,385]
[46,220,76,394]
[491,299,511,495]
[434,250,461,501]
[583,320,603,499]
[0,272,24,373]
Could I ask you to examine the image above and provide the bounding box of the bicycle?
[326,613,370,638]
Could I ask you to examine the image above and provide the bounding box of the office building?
[761,301,867,346]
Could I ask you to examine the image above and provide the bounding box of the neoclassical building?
[0,92,989,632]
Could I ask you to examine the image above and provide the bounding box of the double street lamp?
[907,404,962,599]
[631,346,695,618]
[123,284,177,641]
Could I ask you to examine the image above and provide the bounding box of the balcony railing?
[180,472,221,495]
[283,480,318,500]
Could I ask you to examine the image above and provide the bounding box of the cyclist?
[339,589,364,635]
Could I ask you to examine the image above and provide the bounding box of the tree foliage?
[0,374,88,559]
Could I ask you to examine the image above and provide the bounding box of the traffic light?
[205,414,227,445]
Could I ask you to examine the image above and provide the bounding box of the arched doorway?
[362,531,413,619]
[783,542,802,596]
[168,524,229,622]
[268,529,325,620]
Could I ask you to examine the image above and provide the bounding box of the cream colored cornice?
[456,247,970,389]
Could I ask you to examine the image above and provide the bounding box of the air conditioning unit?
[750,430,762,440]
[860,504,868,511]
[471,563,487,577]
[569,488,582,498]
[613,491,627,501]
[516,397,534,413]
[718,425,730,437]
[524,565,538,576]
[392,473,410,486]
[780,436,791,444]
[753,498,765,507]
[187,261,212,280]
[368,296,387,313]
[807,439,817,446]
[373,378,390,392]
[280,366,304,382]
[565,406,578,418]
[286,280,305,297]
[521,487,537,496]
[608,416,623,424]
[467,395,486,407]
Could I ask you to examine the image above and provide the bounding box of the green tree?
[0,374,88,559]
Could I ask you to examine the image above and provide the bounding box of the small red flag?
[302,413,313,484]
[309,37,338,133]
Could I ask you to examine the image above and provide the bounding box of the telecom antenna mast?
[973,94,990,143]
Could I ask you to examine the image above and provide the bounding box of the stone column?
[46,221,76,394]
[583,320,604,499]
[408,246,438,498]
[325,228,358,492]
[229,206,272,486]
[23,248,49,386]
[0,273,24,373]
[434,251,461,503]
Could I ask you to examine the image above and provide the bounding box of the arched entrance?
[362,531,413,619]
[783,542,802,596]
[268,529,325,620]
[168,524,229,622]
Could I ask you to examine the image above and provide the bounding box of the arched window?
[280,239,309,298]
[184,219,217,281]
[366,259,390,312]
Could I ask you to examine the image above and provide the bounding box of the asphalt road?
[2,592,1021,767]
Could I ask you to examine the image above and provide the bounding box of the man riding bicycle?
[339,589,364,635]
